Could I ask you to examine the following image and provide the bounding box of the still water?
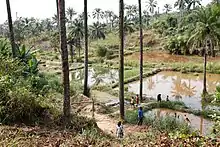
[145,108,213,135]
[128,71,220,110]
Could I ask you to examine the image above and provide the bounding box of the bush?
[96,46,107,57]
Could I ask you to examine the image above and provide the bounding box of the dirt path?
[83,107,148,137]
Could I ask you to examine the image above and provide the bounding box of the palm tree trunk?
[83,0,89,96]
[119,0,125,120]
[203,47,207,94]
[59,0,71,122]
[69,44,74,63]
[6,0,16,57]
[138,0,143,103]
[56,0,60,29]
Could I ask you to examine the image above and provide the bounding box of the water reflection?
[70,67,118,87]
[128,71,220,109]
[145,108,213,135]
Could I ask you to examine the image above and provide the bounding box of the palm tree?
[164,4,172,13]
[90,22,106,40]
[110,14,118,30]
[119,0,125,120]
[146,0,157,15]
[83,0,89,97]
[138,0,143,103]
[186,0,201,10]
[59,0,71,122]
[69,19,84,58]
[188,6,220,95]
[92,8,104,22]
[174,0,187,14]
[143,10,150,26]
[6,0,16,57]
[56,0,59,29]
[124,16,135,35]
[66,7,77,23]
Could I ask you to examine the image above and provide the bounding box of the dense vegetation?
[0,0,220,146]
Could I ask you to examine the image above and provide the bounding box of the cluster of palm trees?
[5,0,220,121]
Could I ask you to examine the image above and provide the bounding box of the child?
[136,94,139,106]
[116,121,124,138]
[130,96,135,108]
[166,95,170,101]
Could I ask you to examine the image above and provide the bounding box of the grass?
[125,110,191,134]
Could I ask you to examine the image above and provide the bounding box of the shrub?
[96,46,107,57]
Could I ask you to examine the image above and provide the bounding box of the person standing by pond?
[138,107,144,125]
[136,94,139,106]
[130,96,135,108]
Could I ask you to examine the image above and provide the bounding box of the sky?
[0,0,211,24]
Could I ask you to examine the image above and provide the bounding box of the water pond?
[128,71,220,110]
[144,108,213,135]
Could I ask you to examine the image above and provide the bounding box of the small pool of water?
[128,71,220,110]
[144,108,213,135]
[70,67,118,87]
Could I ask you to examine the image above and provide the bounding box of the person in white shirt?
[116,121,124,138]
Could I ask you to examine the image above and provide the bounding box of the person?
[174,112,177,118]
[116,121,124,138]
[138,107,144,125]
[166,95,170,101]
[184,115,191,124]
[136,94,139,106]
[157,94,162,102]
[130,96,135,108]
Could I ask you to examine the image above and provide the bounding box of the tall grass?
[126,110,191,134]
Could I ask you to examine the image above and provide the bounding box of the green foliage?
[96,46,107,57]
[0,39,11,57]
[210,113,220,137]
[126,110,191,134]
[215,86,220,102]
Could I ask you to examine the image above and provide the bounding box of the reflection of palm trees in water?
[171,77,198,99]
[171,77,184,100]
[147,77,155,91]
[182,79,196,97]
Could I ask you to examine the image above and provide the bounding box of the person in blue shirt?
[138,107,144,125]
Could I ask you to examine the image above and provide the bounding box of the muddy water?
[70,67,118,87]
[128,71,220,110]
[145,108,213,135]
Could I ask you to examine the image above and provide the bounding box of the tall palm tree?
[59,0,71,121]
[119,0,125,120]
[69,19,84,58]
[164,4,172,13]
[124,16,135,35]
[56,0,59,29]
[143,10,150,26]
[6,0,16,57]
[138,0,143,103]
[174,0,187,15]
[90,22,106,40]
[66,7,77,23]
[186,0,201,10]
[146,0,157,15]
[92,8,104,23]
[188,6,220,95]
[83,0,89,96]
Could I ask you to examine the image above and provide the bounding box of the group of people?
[116,106,144,139]
[116,94,191,139]
[130,94,139,108]
[157,94,170,102]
